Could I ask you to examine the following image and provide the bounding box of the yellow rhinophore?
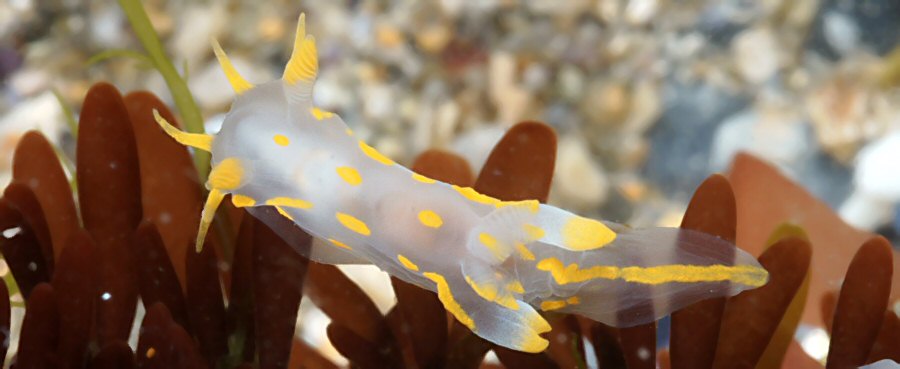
[424,272,475,330]
[153,110,213,152]
[211,39,254,94]
[283,13,318,85]
[195,157,245,252]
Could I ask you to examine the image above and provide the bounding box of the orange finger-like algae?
[12,131,79,262]
[252,213,312,369]
[827,237,894,368]
[17,283,59,369]
[134,221,190,331]
[124,92,204,286]
[712,237,811,369]
[51,230,98,369]
[671,174,736,369]
[728,153,900,327]
[186,236,228,368]
[77,82,142,345]
[3,183,54,274]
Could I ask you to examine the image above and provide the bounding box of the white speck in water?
[27,262,37,271]
[796,324,830,361]
[102,292,112,301]
[637,346,651,361]
[110,161,118,169]
[158,212,172,225]
[2,227,21,239]
[556,333,567,344]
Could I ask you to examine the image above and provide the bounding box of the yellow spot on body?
[478,232,501,256]
[561,217,617,250]
[358,140,395,165]
[424,272,475,330]
[515,243,536,261]
[540,300,568,311]
[284,13,318,84]
[275,206,294,221]
[231,194,256,207]
[266,197,313,209]
[153,110,213,152]
[336,166,362,186]
[146,347,156,358]
[208,158,244,190]
[465,276,497,299]
[536,257,769,287]
[418,210,443,228]
[507,280,525,294]
[412,173,437,184]
[328,239,352,250]
[273,134,290,146]
[397,254,419,271]
[523,224,546,241]
[566,296,580,305]
[310,107,334,120]
[336,212,371,236]
[211,39,254,94]
[465,276,519,310]
[345,128,354,135]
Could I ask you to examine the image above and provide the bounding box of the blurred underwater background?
[0,0,899,368]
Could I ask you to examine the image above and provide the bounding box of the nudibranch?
[154,14,768,353]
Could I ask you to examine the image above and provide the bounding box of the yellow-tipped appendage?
[195,158,245,252]
[211,39,254,94]
[283,13,318,85]
[152,110,214,152]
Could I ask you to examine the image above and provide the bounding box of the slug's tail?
[522,226,768,327]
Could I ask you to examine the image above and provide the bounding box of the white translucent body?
[206,80,768,353]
